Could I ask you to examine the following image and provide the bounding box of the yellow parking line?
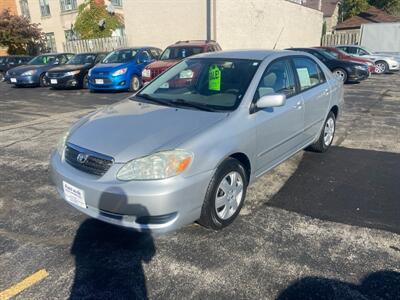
[0,269,48,300]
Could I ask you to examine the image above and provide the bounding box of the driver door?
[253,58,305,175]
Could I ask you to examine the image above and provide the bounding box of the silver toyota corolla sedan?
[51,50,344,234]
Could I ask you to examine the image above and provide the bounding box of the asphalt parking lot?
[0,75,399,299]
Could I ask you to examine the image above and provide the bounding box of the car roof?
[194,49,293,60]
[40,52,74,55]
[168,40,218,47]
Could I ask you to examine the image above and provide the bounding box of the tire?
[308,111,336,153]
[198,158,248,230]
[375,61,388,74]
[0,72,4,82]
[332,68,348,83]
[39,73,47,87]
[82,74,89,89]
[129,75,141,92]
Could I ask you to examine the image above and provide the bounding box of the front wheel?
[333,68,348,83]
[129,75,141,92]
[82,74,89,89]
[0,72,4,82]
[307,111,336,153]
[39,73,48,87]
[198,158,248,230]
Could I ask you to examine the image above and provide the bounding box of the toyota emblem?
[76,153,89,164]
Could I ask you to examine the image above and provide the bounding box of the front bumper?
[9,74,40,86]
[348,68,369,82]
[388,62,400,71]
[88,74,130,90]
[47,74,81,88]
[50,151,213,234]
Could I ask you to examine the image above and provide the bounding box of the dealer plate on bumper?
[10,78,17,83]
[50,79,58,84]
[63,181,86,208]
[95,79,104,84]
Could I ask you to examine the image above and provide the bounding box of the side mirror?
[255,94,286,109]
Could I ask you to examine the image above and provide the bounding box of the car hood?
[68,99,228,163]
[48,64,88,72]
[8,64,46,74]
[92,63,129,72]
[145,60,178,70]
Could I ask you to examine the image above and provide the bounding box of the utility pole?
[206,0,211,40]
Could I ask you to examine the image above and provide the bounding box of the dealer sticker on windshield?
[63,181,86,209]
[208,64,221,91]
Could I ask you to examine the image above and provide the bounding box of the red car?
[142,40,222,83]
[318,46,376,73]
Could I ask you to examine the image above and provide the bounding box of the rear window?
[160,47,204,60]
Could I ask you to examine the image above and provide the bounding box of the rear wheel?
[308,111,336,153]
[129,75,141,92]
[375,61,388,74]
[333,68,348,83]
[39,73,47,87]
[198,158,248,230]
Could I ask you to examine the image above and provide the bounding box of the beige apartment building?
[123,0,323,50]
[14,0,124,53]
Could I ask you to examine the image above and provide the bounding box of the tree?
[342,0,370,19]
[0,9,46,55]
[369,0,400,16]
[73,0,123,39]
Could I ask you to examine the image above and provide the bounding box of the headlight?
[355,65,367,70]
[142,68,151,78]
[117,150,193,181]
[65,70,80,76]
[21,70,37,76]
[112,68,127,76]
[57,130,69,156]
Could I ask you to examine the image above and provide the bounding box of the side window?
[137,51,151,63]
[149,49,160,59]
[346,47,357,55]
[254,59,296,100]
[293,57,324,91]
[358,48,368,56]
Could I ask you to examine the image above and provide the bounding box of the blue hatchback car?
[88,47,162,92]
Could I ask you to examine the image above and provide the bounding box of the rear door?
[292,56,331,143]
[253,58,305,175]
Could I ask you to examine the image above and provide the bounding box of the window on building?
[19,0,30,20]
[39,0,51,17]
[111,0,122,7]
[45,33,57,52]
[60,0,77,12]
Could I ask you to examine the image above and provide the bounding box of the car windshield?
[67,54,97,65]
[28,55,58,65]
[102,49,137,63]
[315,50,337,60]
[134,58,260,112]
[322,49,339,59]
[0,57,5,64]
[160,47,204,60]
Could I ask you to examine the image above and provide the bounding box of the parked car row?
[2,43,399,92]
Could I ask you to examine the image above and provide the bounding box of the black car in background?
[288,47,370,83]
[0,55,33,81]
[45,52,107,89]
[5,53,74,87]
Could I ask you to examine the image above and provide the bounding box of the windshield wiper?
[171,99,218,112]
[132,93,174,107]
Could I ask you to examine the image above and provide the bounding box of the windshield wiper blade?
[132,93,174,107]
[171,99,218,112]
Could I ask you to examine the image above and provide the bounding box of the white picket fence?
[63,35,128,53]
[321,32,360,47]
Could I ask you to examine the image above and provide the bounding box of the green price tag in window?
[209,64,221,91]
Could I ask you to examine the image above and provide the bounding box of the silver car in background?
[51,50,344,234]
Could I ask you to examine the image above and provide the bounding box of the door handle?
[293,101,302,109]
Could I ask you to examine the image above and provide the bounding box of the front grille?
[151,69,164,78]
[64,143,114,176]
[93,71,109,76]
[47,72,66,78]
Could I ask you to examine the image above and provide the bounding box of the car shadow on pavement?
[70,188,155,300]
[267,146,400,234]
[276,270,400,300]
